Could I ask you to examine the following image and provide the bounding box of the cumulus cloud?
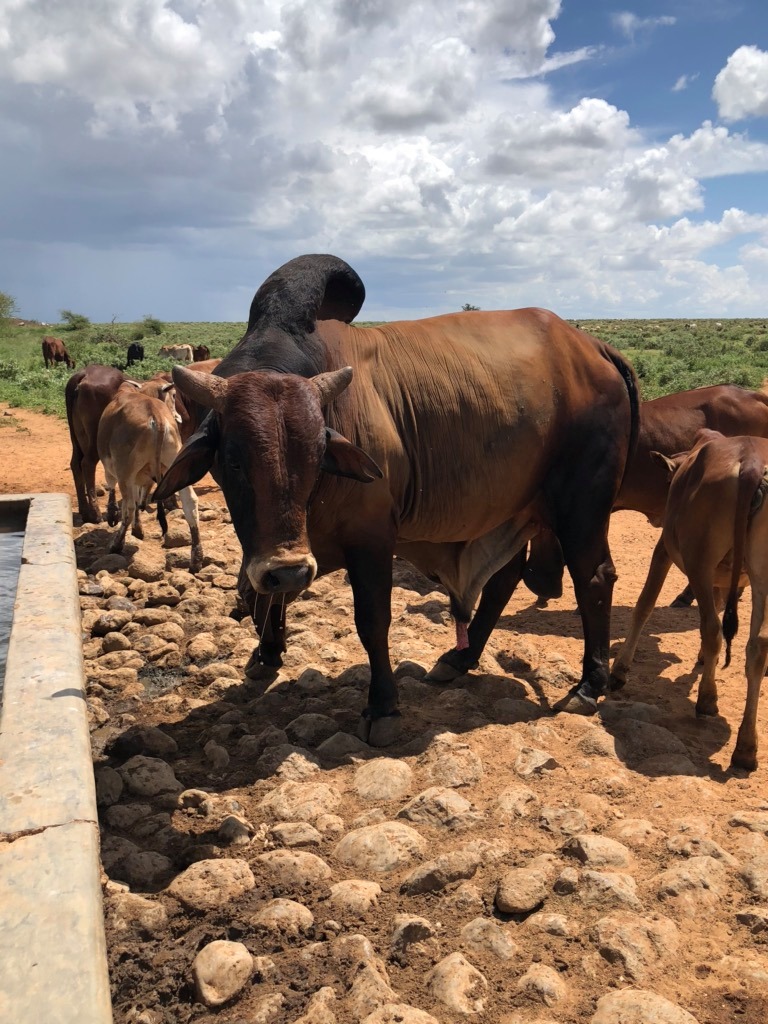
[0,0,767,321]
[713,45,768,121]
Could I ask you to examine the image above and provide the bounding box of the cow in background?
[611,430,768,772]
[42,336,75,369]
[527,384,768,607]
[159,343,193,362]
[65,364,125,522]
[192,344,210,362]
[97,379,203,573]
[127,342,145,367]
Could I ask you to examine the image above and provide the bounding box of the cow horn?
[172,364,229,411]
[312,366,354,407]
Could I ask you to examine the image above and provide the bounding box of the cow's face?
[155,366,381,595]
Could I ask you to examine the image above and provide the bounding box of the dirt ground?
[4,402,768,1024]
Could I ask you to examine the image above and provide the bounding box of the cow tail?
[722,452,763,666]
[604,345,640,493]
[151,417,170,536]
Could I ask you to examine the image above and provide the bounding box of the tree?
[142,314,164,336]
[60,309,91,331]
[461,303,480,311]
[0,291,19,321]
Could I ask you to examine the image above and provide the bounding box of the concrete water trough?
[0,493,112,1023]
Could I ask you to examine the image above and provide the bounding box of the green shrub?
[60,309,91,331]
[142,315,164,336]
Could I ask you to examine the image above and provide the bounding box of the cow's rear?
[612,430,768,771]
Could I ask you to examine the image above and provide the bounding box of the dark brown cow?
[42,335,75,369]
[192,344,211,362]
[155,255,638,737]
[65,364,125,522]
[611,430,768,771]
[527,384,768,605]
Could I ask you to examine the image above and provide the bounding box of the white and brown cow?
[611,429,768,771]
[97,379,203,572]
[158,343,193,362]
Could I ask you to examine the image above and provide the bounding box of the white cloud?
[672,73,698,92]
[713,45,768,121]
[611,11,676,41]
[0,0,767,322]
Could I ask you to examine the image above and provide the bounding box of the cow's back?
[618,385,768,523]
[314,310,634,543]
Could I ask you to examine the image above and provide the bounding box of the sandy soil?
[4,402,768,1024]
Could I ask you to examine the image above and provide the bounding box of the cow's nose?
[262,564,314,593]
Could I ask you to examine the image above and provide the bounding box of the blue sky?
[1,1,767,324]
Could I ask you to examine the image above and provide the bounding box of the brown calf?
[42,335,75,369]
[611,429,768,771]
[65,364,125,522]
[192,344,210,362]
[97,380,203,572]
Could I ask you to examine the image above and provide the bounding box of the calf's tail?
[723,450,765,666]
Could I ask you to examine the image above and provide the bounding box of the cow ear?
[321,427,383,483]
[651,450,682,478]
[154,419,218,500]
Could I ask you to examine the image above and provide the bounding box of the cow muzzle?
[247,555,317,595]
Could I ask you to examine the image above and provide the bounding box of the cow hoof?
[425,653,479,683]
[357,713,402,747]
[553,687,599,716]
[730,751,757,773]
[244,650,279,681]
[609,672,627,692]
[695,702,719,718]
[535,597,549,609]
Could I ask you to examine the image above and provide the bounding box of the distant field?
[1,316,767,419]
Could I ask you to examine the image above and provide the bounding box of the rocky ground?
[5,404,768,1024]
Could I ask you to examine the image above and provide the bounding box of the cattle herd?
[58,254,768,769]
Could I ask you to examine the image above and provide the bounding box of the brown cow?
[527,384,768,606]
[611,429,768,771]
[65,364,126,522]
[98,380,203,572]
[192,344,210,362]
[42,335,75,369]
[155,254,638,737]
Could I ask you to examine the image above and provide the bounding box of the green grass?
[1,315,767,418]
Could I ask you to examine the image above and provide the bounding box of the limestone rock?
[654,856,728,912]
[461,917,517,960]
[400,848,480,895]
[515,746,560,777]
[95,765,124,806]
[257,743,321,780]
[581,871,641,909]
[259,781,341,822]
[591,989,700,1024]
[167,858,255,911]
[293,986,338,1024]
[108,893,168,936]
[496,866,550,914]
[253,898,314,938]
[390,914,438,961]
[516,964,567,1006]
[427,952,488,1015]
[363,1005,440,1024]
[327,879,382,918]
[286,713,340,748]
[257,849,333,889]
[92,609,133,636]
[495,785,537,819]
[192,940,253,1008]
[594,912,679,980]
[355,759,413,802]
[334,822,427,874]
[117,755,182,797]
[564,834,632,868]
[397,787,480,830]
[269,822,322,848]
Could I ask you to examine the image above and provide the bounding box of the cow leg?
[111,495,133,554]
[671,583,695,608]
[81,453,102,523]
[178,485,203,574]
[428,550,526,681]
[346,543,398,722]
[687,572,721,717]
[610,536,673,691]
[733,583,768,771]
[132,488,144,540]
